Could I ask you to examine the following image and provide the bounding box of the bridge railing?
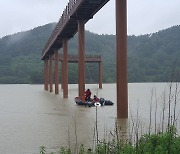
[42,0,80,58]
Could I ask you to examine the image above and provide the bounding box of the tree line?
[0,23,180,84]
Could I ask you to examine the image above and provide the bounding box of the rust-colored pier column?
[99,61,102,89]
[63,39,68,98]
[78,20,85,98]
[54,50,59,94]
[116,0,128,118]
[44,59,48,91]
[61,61,64,89]
[49,55,53,92]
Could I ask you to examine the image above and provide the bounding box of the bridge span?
[42,0,128,118]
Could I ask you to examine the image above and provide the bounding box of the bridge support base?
[78,20,85,98]
[49,55,53,92]
[63,39,68,98]
[54,50,59,95]
[99,61,102,89]
[61,62,63,90]
[44,60,48,91]
[116,0,128,118]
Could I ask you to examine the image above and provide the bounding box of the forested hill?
[0,23,180,84]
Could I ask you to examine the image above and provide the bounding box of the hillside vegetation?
[0,23,180,84]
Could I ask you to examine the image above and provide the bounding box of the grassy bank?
[40,125,180,153]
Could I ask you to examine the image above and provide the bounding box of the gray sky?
[0,0,180,38]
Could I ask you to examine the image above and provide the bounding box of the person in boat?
[85,89,91,101]
[93,95,100,102]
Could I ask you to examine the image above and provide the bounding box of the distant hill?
[0,23,180,84]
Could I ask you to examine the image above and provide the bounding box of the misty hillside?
[0,23,180,83]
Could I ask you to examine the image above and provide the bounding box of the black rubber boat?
[74,97,113,107]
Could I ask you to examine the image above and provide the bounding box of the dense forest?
[0,23,180,84]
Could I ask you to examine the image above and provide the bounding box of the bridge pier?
[63,39,68,98]
[78,20,85,98]
[44,59,48,91]
[49,55,53,92]
[99,61,102,89]
[61,61,64,90]
[116,0,128,118]
[54,50,59,95]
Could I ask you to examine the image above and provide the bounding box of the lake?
[0,83,179,153]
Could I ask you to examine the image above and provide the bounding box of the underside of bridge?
[42,0,128,119]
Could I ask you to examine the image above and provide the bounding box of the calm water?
[0,83,180,153]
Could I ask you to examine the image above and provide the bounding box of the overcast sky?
[0,0,180,38]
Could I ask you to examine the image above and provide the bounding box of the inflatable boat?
[74,97,113,107]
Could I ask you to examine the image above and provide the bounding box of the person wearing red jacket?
[93,95,100,102]
[85,89,91,101]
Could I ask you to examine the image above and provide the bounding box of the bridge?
[42,0,128,118]
[44,54,102,94]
